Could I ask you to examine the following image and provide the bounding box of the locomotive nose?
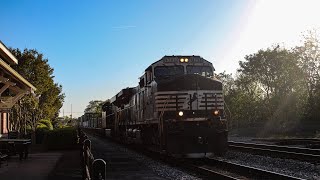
[157,74,222,91]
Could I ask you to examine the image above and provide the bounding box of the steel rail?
[251,138,320,145]
[205,158,303,180]
[228,141,320,163]
[193,165,240,180]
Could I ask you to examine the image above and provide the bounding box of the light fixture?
[178,111,184,116]
[213,110,219,116]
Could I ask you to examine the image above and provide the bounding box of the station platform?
[0,150,81,180]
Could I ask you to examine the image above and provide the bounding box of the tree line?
[217,30,320,137]
[9,48,65,135]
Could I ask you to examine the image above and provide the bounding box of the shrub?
[46,127,78,150]
[37,119,53,130]
[36,128,49,144]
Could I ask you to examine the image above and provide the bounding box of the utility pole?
[71,104,73,119]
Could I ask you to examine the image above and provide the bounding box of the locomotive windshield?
[186,66,213,77]
[154,66,184,78]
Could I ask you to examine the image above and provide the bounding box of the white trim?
[0,42,18,64]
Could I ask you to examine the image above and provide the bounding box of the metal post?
[82,139,91,180]
[83,139,91,151]
[92,159,107,180]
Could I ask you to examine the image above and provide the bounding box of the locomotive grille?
[199,92,224,110]
[155,90,224,112]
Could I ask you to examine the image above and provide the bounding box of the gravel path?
[88,135,200,180]
[218,150,320,180]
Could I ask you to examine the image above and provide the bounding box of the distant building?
[0,41,36,137]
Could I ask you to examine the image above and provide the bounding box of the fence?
[78,129,107,180]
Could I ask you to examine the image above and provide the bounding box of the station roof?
[0,40,37,109]
[0,59,37,91]
[0,41,36,91]
[0,41,18,65]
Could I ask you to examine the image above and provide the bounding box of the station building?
[0,41,36,137]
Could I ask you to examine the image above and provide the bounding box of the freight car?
[84,55,228,156]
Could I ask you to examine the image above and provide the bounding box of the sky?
[1,0,320,117]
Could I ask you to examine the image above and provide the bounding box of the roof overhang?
[0,59,36,91]
[0,58,36,111]
[0,41,37,110]
[0,41,18,65]
[0,58,36,110]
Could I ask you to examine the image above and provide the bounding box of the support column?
[0,112,2,135]
[2,112,8,134]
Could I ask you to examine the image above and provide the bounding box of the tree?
[234,45,306,135]
[84,100,104,114]
[216,71,236,96]
[294,29,320,122]
[9,48,65,136]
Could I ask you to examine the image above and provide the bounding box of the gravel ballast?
[219,150,320,180]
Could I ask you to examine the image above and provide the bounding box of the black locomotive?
[81,55,228,156]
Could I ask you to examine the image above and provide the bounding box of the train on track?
[80,55,228,156]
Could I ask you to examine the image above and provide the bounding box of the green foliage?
[46,127,78,150]
[37,119,53,130]
[35,127,49,144]
[9,48,65,133]
[224,30,320,137]
[237,46,305,132]
[84,100,104,114]
[37,123,48,130]
[294,29,320,122]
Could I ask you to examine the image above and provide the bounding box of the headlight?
[185,58,189,62]
[178,111,184,116]
[180,58,184,63]
[213,110,219,116]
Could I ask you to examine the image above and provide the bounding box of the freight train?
[80,55,228,156]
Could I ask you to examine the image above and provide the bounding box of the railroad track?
[251,138,320,145]
[84,130,306,179]
[228,141,320,163]
[251,138,320,149]
[181,161,239,180]
[170,157,302,179]
[192,158,302,180]
[97,136,303,179]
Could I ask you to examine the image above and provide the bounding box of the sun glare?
[215,0,320,73]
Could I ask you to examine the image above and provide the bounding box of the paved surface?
[0,150,81,180]
[89,135,168,180]
[48,150,82,180]
[0,152,62,180]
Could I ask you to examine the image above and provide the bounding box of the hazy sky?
[1,0,319,117]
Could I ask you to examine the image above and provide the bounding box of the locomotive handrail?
[104,105,135,120]
[116,104,135,112]
[158,96,170,150]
